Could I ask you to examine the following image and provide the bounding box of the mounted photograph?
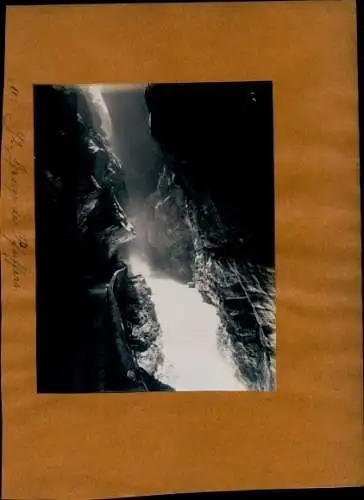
[34,82,276,393]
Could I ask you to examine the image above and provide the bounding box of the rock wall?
[34,85,172,392]
[145,82,276,390]
[141,165,194,283]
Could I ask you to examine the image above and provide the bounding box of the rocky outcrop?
[140,165,194,283]
[145,82,276,391]
[34,85,172,392]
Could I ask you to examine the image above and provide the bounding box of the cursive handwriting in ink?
[3,234,28,289]
[2,84,29,288]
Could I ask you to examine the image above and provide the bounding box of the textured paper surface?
[1,1,363,498]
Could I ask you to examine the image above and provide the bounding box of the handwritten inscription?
[2,84,29,288]
[9,85,19,97]
[2,234,28,289]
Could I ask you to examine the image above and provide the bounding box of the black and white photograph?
[34,82,276,393]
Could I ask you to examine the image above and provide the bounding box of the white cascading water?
[85,85,244,391]
[129,253,244,391]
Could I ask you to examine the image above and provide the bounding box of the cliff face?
[141,165,194,283]
[35,85,172,393]
[145,82,276,390]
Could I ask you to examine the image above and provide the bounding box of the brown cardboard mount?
[1,1,363,499]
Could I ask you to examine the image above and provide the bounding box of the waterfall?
[85,85,245,391]
[128,252,244,391]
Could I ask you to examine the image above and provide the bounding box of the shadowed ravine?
[35,83,275,393]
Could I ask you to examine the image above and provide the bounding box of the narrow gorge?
[35,82,275,393]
